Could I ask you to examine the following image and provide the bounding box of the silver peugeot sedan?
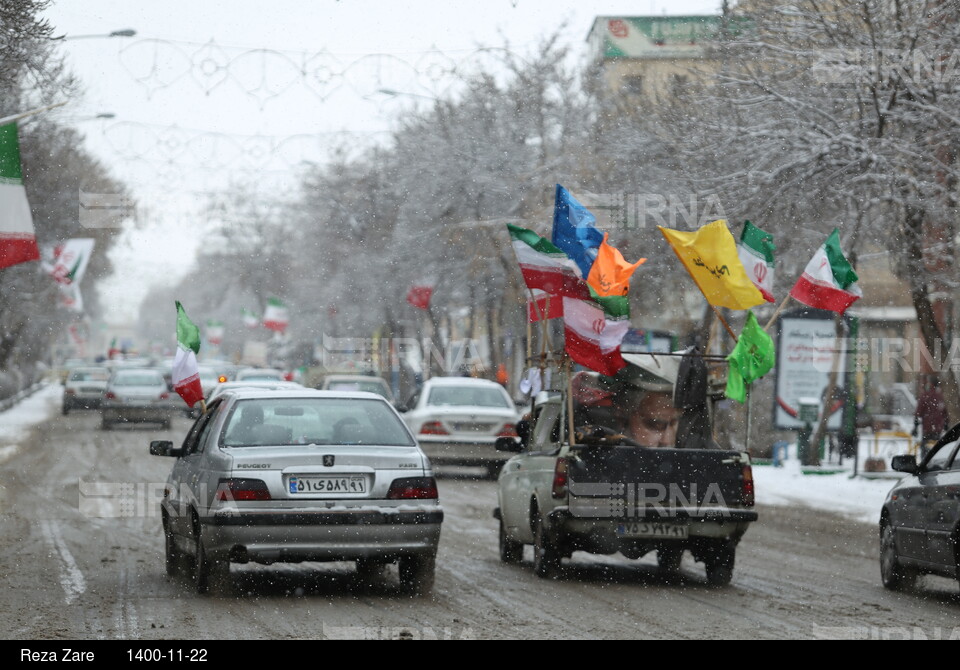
[149,389,442,595]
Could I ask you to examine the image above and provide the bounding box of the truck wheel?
[499,517,523,564]
[164,521,184,577]
[658,546,684,574]
[399,553,436,596]
[880,523,917,591]
[532,513,560,579]
[705,542,735,587]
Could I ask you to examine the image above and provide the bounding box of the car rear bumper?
[102,406,172,423]
[198,508,444,563]
[417,440,504,466]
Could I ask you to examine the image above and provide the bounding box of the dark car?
[879,422,960,592]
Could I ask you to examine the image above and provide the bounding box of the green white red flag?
[173,301,204,408]
[789,228,862,315]
[562,297,630,377]
[242,308,259,329]
[0,123,39,270]
[262,297,289,333]
[737,221,775,303]
[508,223,592,301]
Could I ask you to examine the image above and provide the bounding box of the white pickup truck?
[493,356,758,586]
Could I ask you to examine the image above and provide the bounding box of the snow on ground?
[0,383,62,465]
[753,457,899,526]
[0,383,904,525]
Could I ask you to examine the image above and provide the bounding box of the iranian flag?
[737,221,775,303]
[562,297,630,377]
[262,297,289,333]
[206,320,225,346]
[0,123,39,270]
[508,223,591,301]
[528,289,564,322]
[242,308,259,329]
[172,301,204,408]
[789,228,862,315]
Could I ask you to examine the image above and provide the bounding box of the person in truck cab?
[623,389,681,447]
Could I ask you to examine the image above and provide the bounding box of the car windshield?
[112,373,163,386]
[426,386,511,409]
[222,397,415,447]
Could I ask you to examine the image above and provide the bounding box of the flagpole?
[710,304,739,343]
[0,101,69,127]
[566,355,577,446]
[200,399,208,415]
[763,295,793,332]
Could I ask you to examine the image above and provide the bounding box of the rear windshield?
[69,370,110,382]
[427,385,512,409]
[327,380,390,397]
[222,397,415,447]
[112,372,164,386]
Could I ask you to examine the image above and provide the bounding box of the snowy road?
[2,387,958,640]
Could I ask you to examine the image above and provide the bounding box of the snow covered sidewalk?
[0,382,61,465]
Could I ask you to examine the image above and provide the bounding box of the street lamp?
[52,29,137,41]
[376,88,439,101]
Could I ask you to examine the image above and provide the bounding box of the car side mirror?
[394,404,408,413]
[495,436,523,453]
[150,440,181,457]
[890,454,918,474]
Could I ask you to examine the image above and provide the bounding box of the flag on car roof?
[0,123,40,270]
[788,228,862,315]
[586,232,646,298]
[173,301,204,408]
[562,297,630,378]
[725,310,776,403]
[508,223,592,301]
[737,221,775,303]
[551,184,605,278]
[262,297,289,333]
[659,220,766,311]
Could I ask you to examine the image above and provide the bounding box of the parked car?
[101,367,175,430]
[149,388,443,595]
[319,374,394,404]
[400,377,520,478]
[62,366,111,414]
[880,422,960,592]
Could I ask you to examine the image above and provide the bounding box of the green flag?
[725,310,775,403]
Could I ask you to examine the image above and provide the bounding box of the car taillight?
[419,421,450,436]
[741,464,755,507]
[552,458,569,499]
[215,478,272,501]
[159,392,170,400]
[497,423,519,438]
[387,477,439,500]
[65,388,76,395]
[104,391,116,400]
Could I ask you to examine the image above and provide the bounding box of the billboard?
[774,309,850,431]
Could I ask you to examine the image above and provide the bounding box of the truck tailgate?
[567,446,754,518]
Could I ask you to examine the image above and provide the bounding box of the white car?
[400,377,521,478]
[150,389,442,595]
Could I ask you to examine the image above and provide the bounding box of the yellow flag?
[586,233,646,297]
[659,220,766,310]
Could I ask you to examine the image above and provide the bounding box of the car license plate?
[288,475,367,495]
[616,522,688,539]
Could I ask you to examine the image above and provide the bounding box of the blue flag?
[551,184,605,278]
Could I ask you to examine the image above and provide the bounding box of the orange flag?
[586,233,646,297]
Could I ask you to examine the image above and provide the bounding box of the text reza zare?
[20,650,94,662]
